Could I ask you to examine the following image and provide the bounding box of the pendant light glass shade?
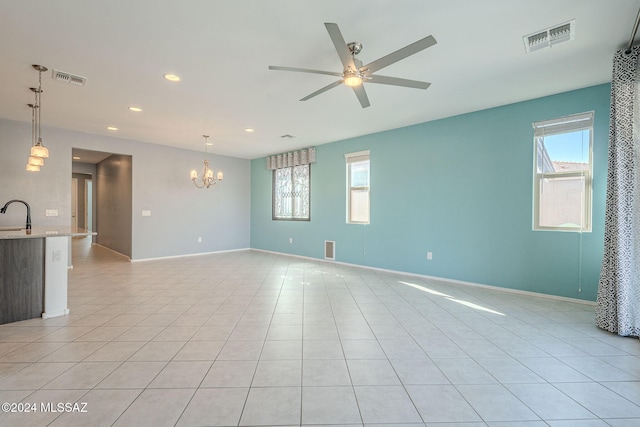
[31,138,49,158]
[28,156,44,166]
[26,163,41,172]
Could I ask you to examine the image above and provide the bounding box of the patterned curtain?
[595,47,640,337]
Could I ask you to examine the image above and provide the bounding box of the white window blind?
[345,151,370,165]
[533,112,593,137]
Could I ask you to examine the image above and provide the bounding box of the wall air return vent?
[524,20,575,53]
[324,240,335,260]
[52,69,87,86]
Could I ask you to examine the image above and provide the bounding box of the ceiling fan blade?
[352,85,370,108]
[362,35,437,74]
[269,66,342,77]
[367,75,431,90]
[300,80,344,101]
[324,23,356,70]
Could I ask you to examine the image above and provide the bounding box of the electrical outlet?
[427,251,433,260]
[197,237,202,243]
[141,210,151,217]
[45,209,59,217]
[289,237,293,244]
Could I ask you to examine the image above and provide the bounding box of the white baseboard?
[42,308,70,319]
[130,247,250,263]
[250,248,595,306]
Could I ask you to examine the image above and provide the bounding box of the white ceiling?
[0,0,637,159]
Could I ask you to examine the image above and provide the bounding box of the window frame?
[345,150,370,224]
[532,111,593,232]
[272,163,311,221]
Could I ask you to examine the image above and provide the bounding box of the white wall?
[0,118,251,260]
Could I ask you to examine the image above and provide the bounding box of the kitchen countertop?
[0,226,95,240]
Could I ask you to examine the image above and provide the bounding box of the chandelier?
[190,135,223,189]
[26,64,49,172]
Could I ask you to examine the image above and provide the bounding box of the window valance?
[266,147,316,170]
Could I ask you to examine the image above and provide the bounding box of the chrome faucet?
[0,200,32,230]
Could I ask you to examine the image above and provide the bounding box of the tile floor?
[0,238,639,426]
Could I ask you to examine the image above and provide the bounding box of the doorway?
[71,174,93,231]
[72,148,132,258]
[71,177,78,229]
[85,179,92,232]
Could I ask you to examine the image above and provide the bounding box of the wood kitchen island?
[0,227,94,325]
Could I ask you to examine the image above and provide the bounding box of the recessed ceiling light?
[163,73,181,82]
[106,126,118,131]
[128,106,142,112]
[245,128,255,133]
[72,156,81,160]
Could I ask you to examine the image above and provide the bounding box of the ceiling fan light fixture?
[343,71,363,87]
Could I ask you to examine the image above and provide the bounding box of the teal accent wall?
[251,84,611,301]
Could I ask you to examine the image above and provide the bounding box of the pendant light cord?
[30,102,36,147]
[37,69,42,143]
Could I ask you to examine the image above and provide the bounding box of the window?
[533,112,593,231]
[273,164,310,220]
[346,150,370,224]
[268,148,315,220]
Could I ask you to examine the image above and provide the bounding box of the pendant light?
[26,64,49,171]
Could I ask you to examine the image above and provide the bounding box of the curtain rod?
[626,6,640,54]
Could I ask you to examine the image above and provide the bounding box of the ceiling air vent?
[524,20,575,53]
[52,69,87,86]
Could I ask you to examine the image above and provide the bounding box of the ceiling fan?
[269,23,437,108]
